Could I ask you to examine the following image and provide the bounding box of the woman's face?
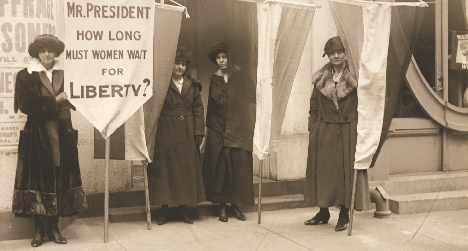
[38,47,56,67]
[327,50,346,67]
[216,52,228,70]
[173,59,187,77]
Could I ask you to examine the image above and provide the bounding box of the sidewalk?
[1,207,467,251]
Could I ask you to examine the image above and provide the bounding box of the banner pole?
[348,169,358,236]
[104,137,110,243]
[142,161,152,230]
[258,159,263,224]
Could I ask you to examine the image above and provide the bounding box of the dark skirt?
[209,147,255,206]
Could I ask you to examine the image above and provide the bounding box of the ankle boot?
[304,208,330,225]
[218,204,228,222]
[231,204,246,221]
[179,205,193,224]
[335,207,349,232]
[31,216,44,247]
[158,205,168,225]
[47,216,67,244]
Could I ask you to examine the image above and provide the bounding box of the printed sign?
[450,31,468,70]
[0,0,58,146]
[63,0,154,139]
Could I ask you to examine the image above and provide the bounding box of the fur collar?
[312,62,357,110]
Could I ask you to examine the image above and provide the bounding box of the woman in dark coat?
[12,34,87,247]
[147,47,205,225]
[304,36,370,232]
[202,42,256,222]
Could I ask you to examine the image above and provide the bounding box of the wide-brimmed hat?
[175,47,192,64]
[208,42,228,64]
[28,34,65,58]
[323,36,345,57]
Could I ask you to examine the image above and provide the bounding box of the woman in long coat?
[304,36,370,232]
[12,34,87,247]
[202,42,256,222]
[147,47,205,225]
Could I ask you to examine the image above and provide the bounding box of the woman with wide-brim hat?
[202,42,256,222]
[12,34,87,247]
[304,36,370,232]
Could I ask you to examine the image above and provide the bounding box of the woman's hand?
[56,92,68,103]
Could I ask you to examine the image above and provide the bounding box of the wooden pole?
[142,161,152,230]
[257,159,263,224]
[104,137,110,243]
[348,169,358,236]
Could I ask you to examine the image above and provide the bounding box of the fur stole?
[312,62,357,110]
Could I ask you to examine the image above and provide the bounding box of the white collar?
[27,58,63,74]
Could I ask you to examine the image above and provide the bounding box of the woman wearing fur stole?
[304,36,370,232]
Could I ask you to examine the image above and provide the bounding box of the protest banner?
[63,0,155,141]
[0,0,58,147]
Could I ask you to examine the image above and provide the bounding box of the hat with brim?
[208,42,228,64]
[28,34,65,58]
[322,36,345,57]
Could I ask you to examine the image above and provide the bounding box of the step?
[369,170,468,196]
[389,189,468,214]
[109,194,312,223]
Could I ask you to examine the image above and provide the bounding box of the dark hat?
[208,42,228,64]
[28,34,65,58]
[323,36,345,57]
[175,47,192,64]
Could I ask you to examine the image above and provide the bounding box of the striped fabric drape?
[253,1,317,160]
[329,0,426,169]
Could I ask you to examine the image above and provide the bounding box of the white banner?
[63,0,154,139]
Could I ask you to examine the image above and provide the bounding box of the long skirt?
[209,147,255,206]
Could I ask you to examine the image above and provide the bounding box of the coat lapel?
[52,70,64,95]
[180,77,191,98]
[38,72,56,96]
[211,75,228,92]
[169,80,180,94]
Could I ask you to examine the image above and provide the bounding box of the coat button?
[343,115,348,121]
[220,95,224,99]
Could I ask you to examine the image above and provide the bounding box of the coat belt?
[161,105,192,116]
[318,113,357,123]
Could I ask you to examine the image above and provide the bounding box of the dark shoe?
[31,216,44,247]
[304,212,330,225]
[335,215,349,231]
[231,204,246,221]
[218,204,228,222]
[179,205,193,224]
[158,205,168,225]
[47,217,67,244]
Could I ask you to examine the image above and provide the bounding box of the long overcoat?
[304,63,370,210]
[202,69,256,205]
[147,77,206,205]
[12,68,87,217]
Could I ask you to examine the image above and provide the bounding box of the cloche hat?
[323,36,345,57]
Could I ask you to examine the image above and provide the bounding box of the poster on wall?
[63,0,154,139]
[450,30,468,70]
[0,0,57,147]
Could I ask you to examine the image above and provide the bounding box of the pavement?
[1,207,467,251]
